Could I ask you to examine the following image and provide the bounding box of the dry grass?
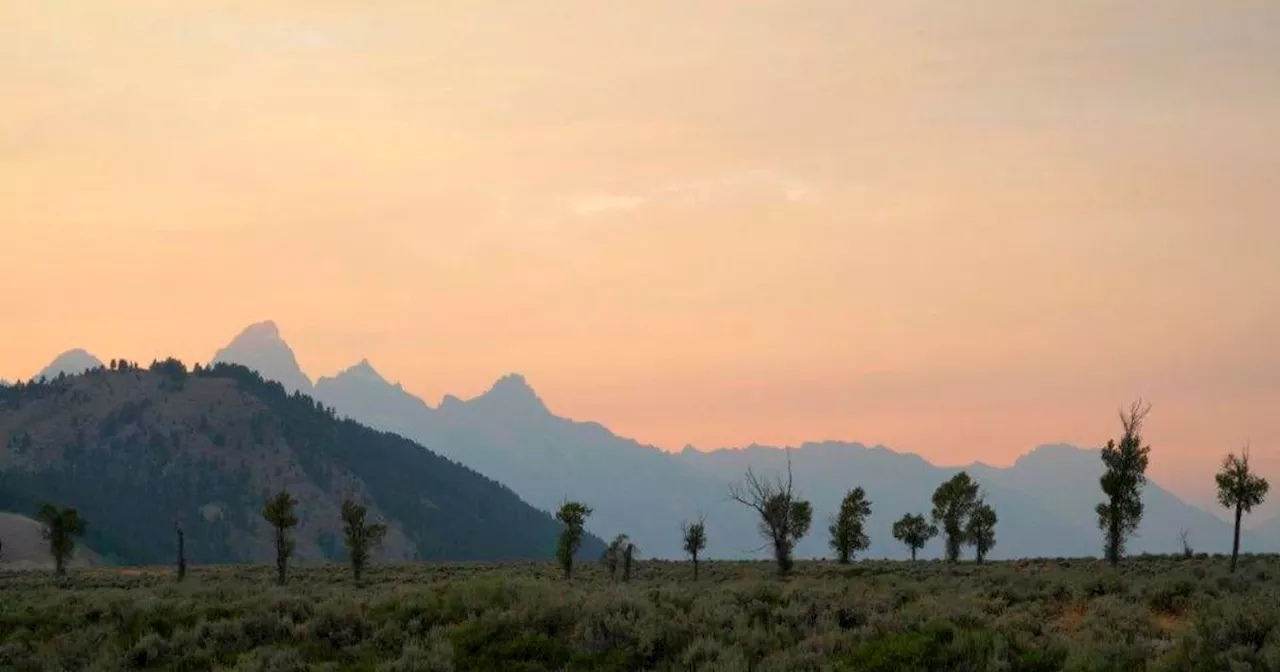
[1,554,1277,671]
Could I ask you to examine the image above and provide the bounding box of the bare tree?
[1177,529,1193,559]
[729,449,813,577]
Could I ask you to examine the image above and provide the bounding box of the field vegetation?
[2,554,1279,671]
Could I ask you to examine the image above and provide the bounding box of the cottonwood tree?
[262,490,299,586]
[1097,400,1152,566]
[555,501,592,580]
[682,517,708,580]
[729,450,813,577]
[892,513,937,561]
[341,498,388,583]
[38,504,87,577]
[1216,445,1269,573]
[828,487,872,564]
[931,472,981,562]
[966,502,998,563]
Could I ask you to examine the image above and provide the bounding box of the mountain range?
[12,320,1278,562]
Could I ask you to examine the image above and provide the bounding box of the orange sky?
[3,1,1279,514]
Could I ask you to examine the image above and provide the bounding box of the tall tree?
[892,513,937,561]
[1096,399,1152,566]
[682,517,708,580]
[341,498,388,583]
[1216,445,1269,573]
[38,504,87,577]
[262,490,299,586]
[555,501,592,581]
[931,472,981,562]
[729,449,813,577]
[828,487,873,564]
[966,501,998,563]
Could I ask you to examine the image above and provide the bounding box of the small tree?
[931,472,980,562]
[622,540,637,582]
[828,487,872,564]
[682,517,708,580]
[1097,399,1152,566]
[262,490,299,586]
[341,498,388,583]
[892,513,937,561]
[555,501,592,580]
[603,534,629,581]
[175,521,187,582]
[38,504,87,577]
[966,501,997,563]
[1216,445,1269,573]
[1178,529,1193,559]
[729,449,813,577]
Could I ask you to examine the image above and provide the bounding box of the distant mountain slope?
[36,349,103,381]
[0,363,602,566]
[221,321,1255,561]
[315,369,738,558]
[679,442,1102,560]
[211,321,313,395]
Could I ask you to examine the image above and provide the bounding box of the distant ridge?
[203,321,1278,560]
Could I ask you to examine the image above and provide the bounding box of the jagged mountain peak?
[227,320,284,345]
[211,321,313,394]
[336,358,387,383]
[473,373,547,413]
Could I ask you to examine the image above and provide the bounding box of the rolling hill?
[0,361,603,566]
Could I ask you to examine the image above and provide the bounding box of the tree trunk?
[692,553,699,581]
[1108,513,1121,567]
[275,527,287,586]
[1231,505,1243,573]
[911,547,917,562]
[176,528,186,582]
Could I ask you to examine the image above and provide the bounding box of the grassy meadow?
[2,554,1278,671]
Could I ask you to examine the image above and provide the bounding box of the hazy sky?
[3,1,1279,512]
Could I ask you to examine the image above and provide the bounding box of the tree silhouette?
[931,472,981,562]
[1097,400,1152,566]
[341,497,388,583]
[828,487,872,564]
[892,513,937,561]
[38,504,87,577]
[682,517,707,580]
[603,533,630,582]
[1216,445,1269,573]
[966,501,997,563]
[262,490,299,585]
[555,501,592,580]
[175,521,186,582]
[729,449,813,577]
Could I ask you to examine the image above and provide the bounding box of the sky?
[3,1,1279,515]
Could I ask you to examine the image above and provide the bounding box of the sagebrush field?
[3,554,1279,671]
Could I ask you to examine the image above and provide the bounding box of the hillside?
[0,362,603,566]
